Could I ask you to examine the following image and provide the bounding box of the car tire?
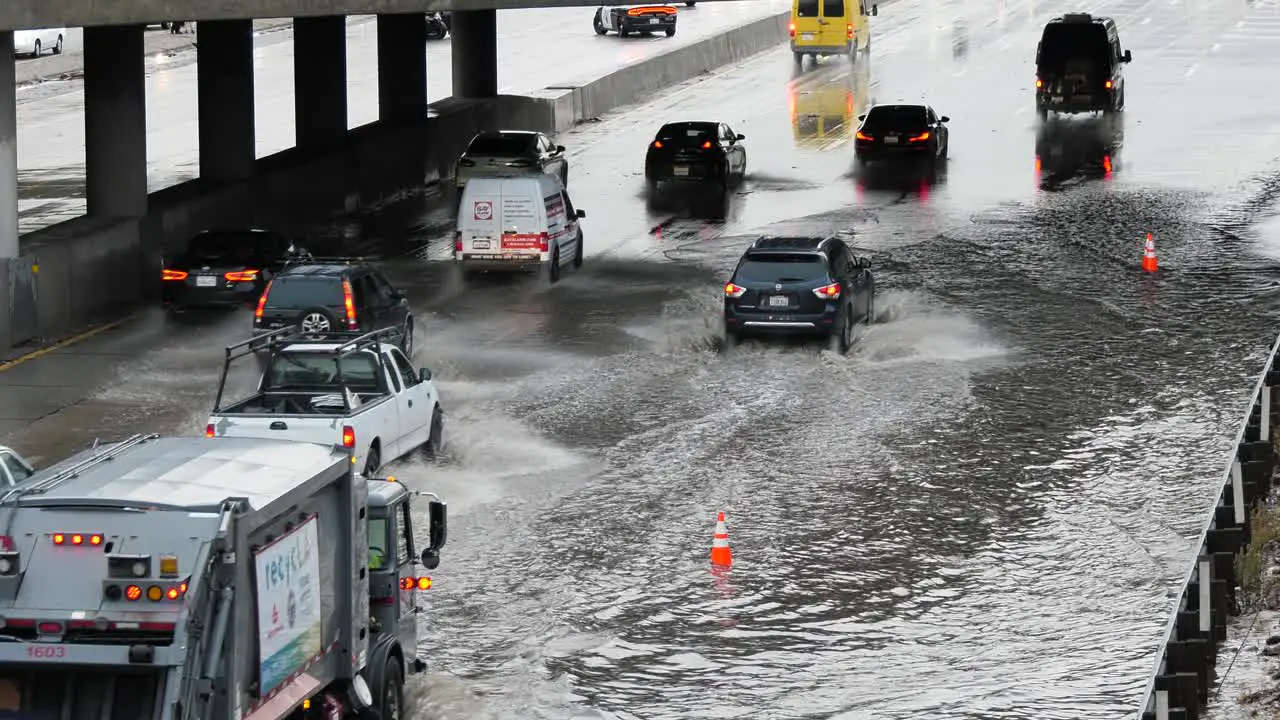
[594,14,607,34]
[547,249,561,284]
[723,330,740,351]
[665,26,676,37]
[1036,106,1048,121]
[827,310,851,354]
[423,409,445,459]
[364,446,381,478]
[54,35,63,54]
[686,1,696,5]
[297,307,338,335]
[619,28,629,37]
[573,231,584,268]
[793,52,804,67]
[31,40,40,58]
[865,290,875,325]
[401,318,414,357]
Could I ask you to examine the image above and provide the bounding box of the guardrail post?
[1155,690,1169,720]
[1198,558,1211,635]
[1232,460,1246,525]
[1262,384,1271,443]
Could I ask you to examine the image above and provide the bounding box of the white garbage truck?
[0,433,446,720]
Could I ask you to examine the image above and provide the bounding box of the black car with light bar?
[594,4,678,36]
[645,120,748,192]
[253,259,415,356]
[853,103,949,171]
[1034,13,1130,118]
[723,235,875,354]
[161,228,306,312]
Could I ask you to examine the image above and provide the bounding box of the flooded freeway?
[7,0,1280,714]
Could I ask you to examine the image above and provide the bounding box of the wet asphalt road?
[12,2,785,233]
[7,0,1280,715]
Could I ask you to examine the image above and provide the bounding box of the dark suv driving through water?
[723,236,875,354]
[1035,13,1131,118]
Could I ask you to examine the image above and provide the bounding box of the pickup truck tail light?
[399,577,433,590]
[341,280,358,329]
[206,423,215,438]
[342,426,355,448]
[538,233,550,253]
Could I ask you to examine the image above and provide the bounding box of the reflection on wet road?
[7,0,1280,714]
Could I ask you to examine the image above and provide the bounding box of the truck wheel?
[401,319,414,357]
[665,26,675,36]
[573,231,584,268]
[378,660,404,720]
[593,14,606,34]
[364,446,381,478]
[423,409,445,458]
[546,249,561,284]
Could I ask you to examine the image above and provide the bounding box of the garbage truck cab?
[0,433,447,720]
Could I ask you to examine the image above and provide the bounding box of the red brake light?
[342,425,355,448]
[908,132,930,142]
[653,140,664,149]
[701,141,712,149]
[71,534,83,546]
[51,533,64,545]
[724,283,746,298]
[255,281,272,318]
[788,21,796,37]
[417,577,432,590]
[37,622,62,634]
[224,269,259,282]
[206,423,215,438]
[166,586,180,600]
[162,269,188,281]
[813,283,841,300]
[855,131,872,141]
[538,232,550,253]
[847,23,853,39]
[125,585,142,601]
[401,577,433,589]
[89,534,103,546]
[0,536,13,551]
[179,582,188,595]
[341,280,358,329]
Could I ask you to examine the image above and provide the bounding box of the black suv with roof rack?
[253,259,416,356]
[1035,12,1131,118]
[723,235,875,353]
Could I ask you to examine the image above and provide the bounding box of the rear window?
[265,277,343,308]
[263,352,381,392]
[735,253,827,282]
[796,0,819,17]
[186,233,259,263]
[657,124,716,143]
[466,135,534,156]
[863,106,928,130]
[822,0,844,16]
[1038,23,1109,69]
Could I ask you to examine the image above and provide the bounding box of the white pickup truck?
[0,445,34,486]
[205,327,445,475]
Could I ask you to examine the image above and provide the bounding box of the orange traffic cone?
[1141,233,1158,272]
[710,511,733,568]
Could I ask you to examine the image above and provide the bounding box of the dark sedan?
[162,228,305,312]
[455,130,569,189]
[645,120,747,191]
[853,103,949,170]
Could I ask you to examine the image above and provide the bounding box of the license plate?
[768,295,789,307]
[196,276,217,287]
[802,32,815,40]
[472,239,491,249]
[884,136,898,145]
[650,18,659,23]
[1052,95,1064,102]
[674,166,689,176]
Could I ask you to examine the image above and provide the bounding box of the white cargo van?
[454,175,586,283]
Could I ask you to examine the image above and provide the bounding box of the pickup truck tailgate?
[207,412,348,447]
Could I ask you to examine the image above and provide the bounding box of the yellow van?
[790,0,877,66]
[789,62,871,147]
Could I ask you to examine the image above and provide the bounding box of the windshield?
[1038,23,1110,71]
[263,352,382,391]
[466,135,534,156]
[735,253,827,283]
[185,233,260,264]
[863,106,928,131]
[265,277,343,308]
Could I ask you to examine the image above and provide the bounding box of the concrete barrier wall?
[1136,336,1280,719]
[5,9,793,354]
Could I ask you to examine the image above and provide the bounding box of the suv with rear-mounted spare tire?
[252,260,416,357]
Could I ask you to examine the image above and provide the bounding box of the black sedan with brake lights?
[723,236,875,354]
[162,228,306,312]
[455,130,569,189]
[645,121,748,191]
[853,103,949,169]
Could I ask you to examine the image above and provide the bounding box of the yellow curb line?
[0,317,131,374]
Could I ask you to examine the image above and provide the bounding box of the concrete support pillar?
[294,16,347,149]
[84,25,148,218]
[0,33,16,258]
[198,20,256,182]
[451,10,498,98]
[376,14,427,124]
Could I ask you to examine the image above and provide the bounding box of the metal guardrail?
[1136,331,1280,718]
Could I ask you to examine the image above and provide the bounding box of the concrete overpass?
[0,1,787,356]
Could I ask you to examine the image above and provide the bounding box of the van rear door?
[793,0,820,45]
[460,186,502,255]
[819,0,849,49]
[498,184,548,261]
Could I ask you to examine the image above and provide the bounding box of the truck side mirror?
[556,145,566,153]
[419,499,447,570]
[576,209,587,219]
[872,4,878,14]
[1123,49,1132,62]
[419,367,432,382]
